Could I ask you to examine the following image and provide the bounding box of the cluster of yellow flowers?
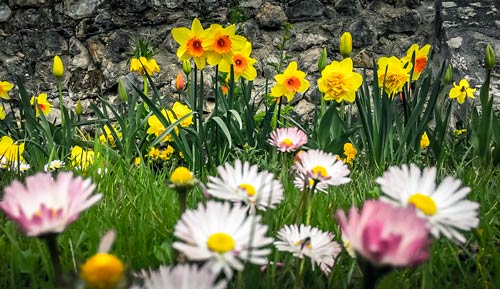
[342,142,358,165]
[171,18,257,81]
[71,145,95,171]
[148,145,174,161]
[99,125,122,148]
[147,101,193,143]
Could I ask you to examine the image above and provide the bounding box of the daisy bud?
[52,55,64,78]
[443,64,453,85]
[182,60,192,75]
[318,47,328,73]
[80,253,125,289]
[485,44,496,70]
[339,32,352,58]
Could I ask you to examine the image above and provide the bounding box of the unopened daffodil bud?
[318,48,328,73]
[175,71,185,91]
[75,99,82,116]
[182,60,192,75]
[52,55,64,78]
[443,64,453,84]
[340,32,352,58]
[485,44,496,70]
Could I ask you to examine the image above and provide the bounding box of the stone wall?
[0,0,498,120]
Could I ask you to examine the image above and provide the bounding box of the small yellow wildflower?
[0,81,14,100]
[159,145,174,161]
[0,106,5,120]
[172,18,208,69]
[318,58,363,103]
[218,41,257,81]
[377,56,412,97]
[449,79,475,104]
[343,142,357,165]
[270,61,310,103]
[80,253,125,289]
[52,55,64,78]
[134,157,141,166]
[453,129,467,137]
[30,93,52,117]
[170,166,196,190]
[401,44,431,80]
[148,147,161,161]
[71,146,95,171]
[420,131,430,149]
[99,125,122,147]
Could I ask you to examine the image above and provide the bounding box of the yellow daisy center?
[239,183,256,196]
[80,253,125,289]
[207,232,235,253]
[311,165,328,178]
[170,166,193,185]
[408,193,437,215]
[280,138,293,147]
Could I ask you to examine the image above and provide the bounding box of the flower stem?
[293,258,306,289]
[57,78,64,126]
[143,75,148,97]
[43,233,63,288]
[295,183,309,223]
[178,189,187,216]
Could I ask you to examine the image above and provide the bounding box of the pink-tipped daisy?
[0,172,102,237]
[268,127,308,152]
[206,160,284,213]
[274,224,341,275]
[173,201,273,278]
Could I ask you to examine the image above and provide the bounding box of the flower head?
[336,200,430,267]
[173,201,273,278]
[0,81,14,100]
[172,18,209,69]
[175,71,186,91]
[130,57,160,76]
[99,125,122,148]
[203,23,247,67]
[81,253,125,289]
[0,135,25,164]
[268,127,308,153]
[377,56,412,96]
[170,166,197,191]
[219,41,257,81]
[420,131,430,149]
[318,58,363,103]
[0,172,102,236]
[52,55,64,78]
[449,79,476,104]
[147,110,174,142]
[274,224,341,275]
[339,32,352,58]
[401,44,431,80]
[71,146,95,171]
[342,143,357,165]
[293,149,351,190]
[270,62,310,103]
[375,164,479,243]
[30,93,52,117]
[169,102,193,127]
[44,160,64,172]
[207,160,284,213]
[131,264,226,289]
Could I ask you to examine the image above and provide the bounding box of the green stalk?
[57,78,64,126]
[293,258,306,289]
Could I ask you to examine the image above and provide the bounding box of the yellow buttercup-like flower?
[80,253,125,289]
[420,131,430,149]
[449,79,475,104]
[71,146,95,171]
[0,106,5,120]
[218,41,257,81]
[270,61,310,103]
[318,58,362,103]
[343,142,357,165]
[377,56,412,97]
[170,166,196,189]
[203,23,247,67]
[52,55,64,78]
[30,93,52,117]
[0,81,14,100]
[171,18,208,70]
[0,136,25,163]
[401,44,431,81]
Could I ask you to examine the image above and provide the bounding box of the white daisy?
[44,160,64,172]
[206,160,284,213]
[173,201,273,278]
[375,163,479,243]
[274,224,341,275]
[293,149,351,191]
[131,264,227,289]
[268,127,308,152]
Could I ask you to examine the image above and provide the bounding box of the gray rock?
[386,10,421,33]
[289,32,328,52]
[0,3,12,22]
[69,38,91,70]
[9,0,47,7]
[349,19,377,48]
[298,47,322,74]
[293,98,316,123]
[64,0,104,20]
[240,0,262,9]
[286,0,324,21]
[447,36,463,49]
[334,0,361,15]
[255,3,287,30]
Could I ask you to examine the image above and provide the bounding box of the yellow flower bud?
[75,99,82,116]
[340,32,352,58]
[485,44,496,70]
[182,60,192,75]
[52,55,64,78]
[443,64,453,85]
[318,47,328,73]
[80,253,125,289]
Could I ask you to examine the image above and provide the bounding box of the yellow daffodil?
[169,102,193,127]
[377,56,412,97]
[0,81,14,100]
[203,23,247,67]
[0,136,25,163]
[339,32,352,58]
[449,79,475,104]
[401,44,431,80]
[171,18,208,69]
[318,58,363,103]
[52,55,64,78]
[130,57,160,76]
[270,61,310,103]
[99,125,122,147]
[71,146,95,171]
[80,253,125,289]
[30,93,52,117]
[420,131,430,149]
[343,142,357,165]
[218,41,257,81]
[147,110,174,142]
[0,106,5,120]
